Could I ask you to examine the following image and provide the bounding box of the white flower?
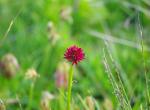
[25,68,39,80]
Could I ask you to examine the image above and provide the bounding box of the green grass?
[0,0,150,110]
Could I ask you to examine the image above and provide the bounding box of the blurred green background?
[0,0,150,110]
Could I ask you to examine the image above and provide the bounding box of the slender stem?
[59,88,65,110]
[138,14,150,107]
[27,81,35,110]
[67,65,73,110]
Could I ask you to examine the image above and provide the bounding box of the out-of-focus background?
[0,0,150,110]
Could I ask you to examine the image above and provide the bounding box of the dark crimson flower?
[64,45,85,65]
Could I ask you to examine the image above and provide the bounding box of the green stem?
[59,88,65,110]
[67,65,73,110]
[27,81,34,110]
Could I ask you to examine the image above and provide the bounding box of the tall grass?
[102,13,150,110]
[137,13,150,109]
[103,43,132,110]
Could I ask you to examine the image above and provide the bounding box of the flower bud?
[55,62,70,89]
[0,99,6,110]
[47,21,53,33]
[0,53,19,78]
[60,7,72,23]
[47,21,60,45]
[25,68,39,80]
[85,96,95,110]
[40,91,54,110]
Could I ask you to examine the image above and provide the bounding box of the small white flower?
[25,68,40,80]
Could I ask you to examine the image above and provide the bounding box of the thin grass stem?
[67,65,73,110]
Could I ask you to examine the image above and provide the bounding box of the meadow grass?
[0,0,150,110]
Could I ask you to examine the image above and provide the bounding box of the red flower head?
[64,45,85,65]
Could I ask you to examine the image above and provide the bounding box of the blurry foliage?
[0,0,150,109]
